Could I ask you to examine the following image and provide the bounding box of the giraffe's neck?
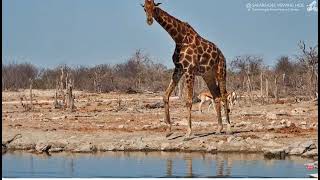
[153,7,190,44]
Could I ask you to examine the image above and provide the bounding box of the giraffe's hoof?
[216,126,223,135]
[226,125,232,135]
[182,131,193,141]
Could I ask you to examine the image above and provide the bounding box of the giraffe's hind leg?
[219,87,232,134]
[217,60,232,134]
[203,72,223,134]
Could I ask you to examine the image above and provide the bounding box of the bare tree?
[29,78,33,110]
[2,62,38,90]
[297,41,318,98]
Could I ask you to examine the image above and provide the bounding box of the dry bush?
[2,62,38,91]
[2,42,317,101]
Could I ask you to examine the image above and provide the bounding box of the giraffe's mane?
[155,7,197,33]
[155,7,183,24]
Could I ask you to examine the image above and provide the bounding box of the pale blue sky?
[2,0,318,68]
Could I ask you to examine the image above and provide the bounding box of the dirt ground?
[2,89,318,159]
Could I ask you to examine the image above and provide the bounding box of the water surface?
[2,151,317,178]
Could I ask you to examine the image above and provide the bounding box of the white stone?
[302,149,318,157]
[290,108,307,115]
[300,121,307,125]
[73,143,97,153]
[289,147,306,155]
[263,148,286,159]
[35,143,51,152]
[118,125,124,129]
[235,121,248,127]
[300,141,316,150]
[286,121,292,127]
[280,119,287,124]
[161,143,170,150]
[217,140,224,145]
[266,113,277,120]
[262,134,274,140]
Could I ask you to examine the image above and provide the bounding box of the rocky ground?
[2,89,318,160]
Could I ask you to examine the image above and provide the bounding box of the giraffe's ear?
[154,2,162,6]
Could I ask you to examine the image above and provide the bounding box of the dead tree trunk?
[59,67,66,106]
[29,78,33,111]
[246,76,253,104]
[54,81,59,108]
[93,71,97,92]
[64,74,69,109]
[260,72,264,104]
[60,67,65,90]
[260,72,263,97]
[282,73,286,97]
[67,83,75,111]
[266,78,269,103]
[274,76,279,103]
[65,72,69,91]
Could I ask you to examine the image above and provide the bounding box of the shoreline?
[2,129,318,160]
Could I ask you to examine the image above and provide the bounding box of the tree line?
[2,50,171,93]
[2,41,318,99]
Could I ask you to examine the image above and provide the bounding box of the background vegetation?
[2,41,318,100]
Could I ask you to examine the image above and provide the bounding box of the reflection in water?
[165,156,194,177]
[2,151,314,178]
[166,159,172,177]
[215,154,232,177]
[185,157,193,177]
[226,155,232,176]
[69,158,74,177]
[30,155,34,176]
[163,153,234,177]
[164,153,233,177]
[216,155,224,176]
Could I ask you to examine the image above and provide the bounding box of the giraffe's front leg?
[214,98,223,134]
[203,73,224,135]
[217,61,232,135]
[183,73,195,141]
[163,68,182,138]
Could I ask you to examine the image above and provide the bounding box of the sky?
[2,0,318,68]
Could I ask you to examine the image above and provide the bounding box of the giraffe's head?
[141,0,162,25]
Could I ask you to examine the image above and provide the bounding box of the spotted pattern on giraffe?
[142,0,232,139]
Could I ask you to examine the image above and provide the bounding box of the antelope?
[198,90,237,113]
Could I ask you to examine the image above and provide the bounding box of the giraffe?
[141,0,232,140]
